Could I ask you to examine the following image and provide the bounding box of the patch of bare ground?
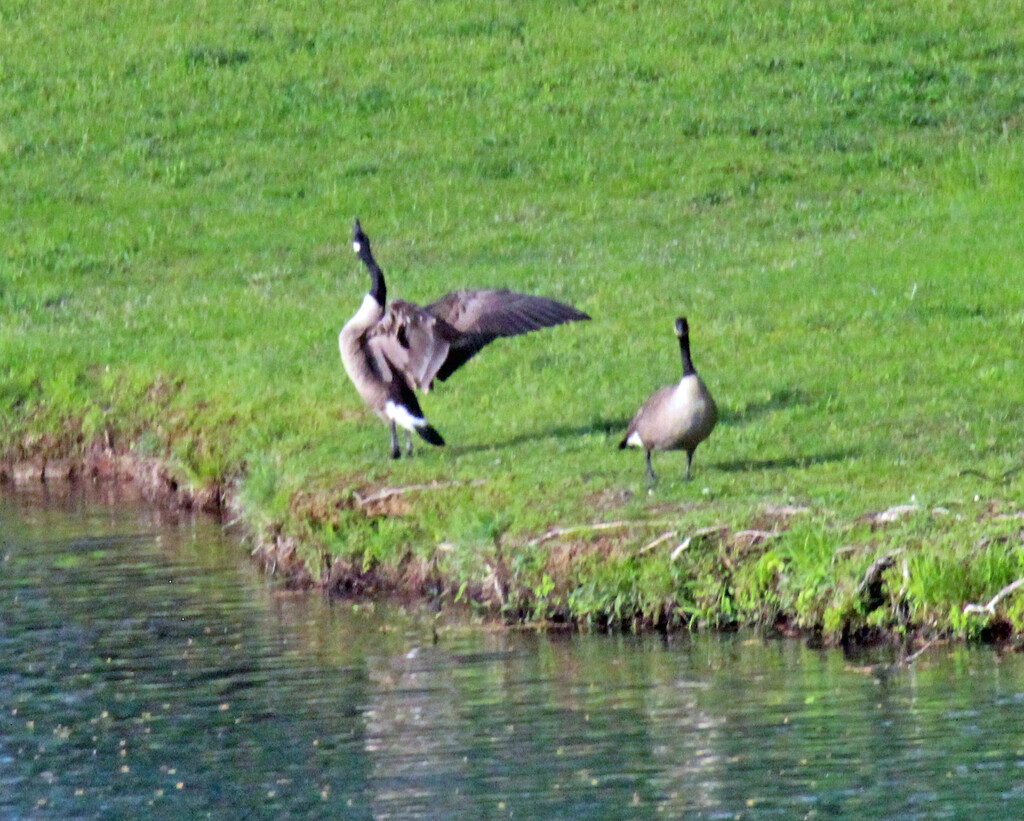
[352,479,486,517]
[756,503,812,527]
[520,512,791,558]
[284,479,492,528]
[1,441,223,513]
[582,487,634,512]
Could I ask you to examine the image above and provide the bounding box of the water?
[2,489,1024,820]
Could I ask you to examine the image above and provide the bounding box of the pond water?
[2,488,1024,819]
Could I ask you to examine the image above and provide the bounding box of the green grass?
[3,0,1024,638]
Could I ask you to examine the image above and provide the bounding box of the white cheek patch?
[353,241,361,253]
[385,400,424,431]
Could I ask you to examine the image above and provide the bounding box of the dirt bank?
[4,441,1022,651]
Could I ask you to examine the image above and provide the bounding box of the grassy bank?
[3,0,1024,639]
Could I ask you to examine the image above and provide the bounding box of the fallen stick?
[354,479,486,508]
[525,519,679,547]
[732,529,783,542]
[902,637,939,666]
[670,537,692,561]
[858,551,900,593]
[639,531,676,553]
[963,576,1024,617]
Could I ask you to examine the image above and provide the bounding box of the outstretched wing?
[425,290,590,381]
[364,300,460,391]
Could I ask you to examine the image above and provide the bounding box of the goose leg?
[685,449,694,481]
[405,430,414,457]
[389,421,401,460]
[645,450,658,485]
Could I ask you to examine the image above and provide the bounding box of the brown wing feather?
[621,386,674,447]
[365,301,460,391]
[427,290,589,336]
[426,290,589,381]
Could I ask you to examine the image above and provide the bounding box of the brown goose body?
[619,317,717,482]
[340,219,590,458]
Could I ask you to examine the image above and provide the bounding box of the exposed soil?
[0,442,223,513]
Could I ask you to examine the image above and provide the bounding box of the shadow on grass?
[956,464,1024,485]
[719,387,814,425]
[444,387,809,456]
[712,451,856,473]
[451,417,631,456]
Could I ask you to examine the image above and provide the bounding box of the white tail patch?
[626,431,644,448]
[385,400,427,432]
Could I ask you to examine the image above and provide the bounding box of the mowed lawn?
[2,0,1024,634]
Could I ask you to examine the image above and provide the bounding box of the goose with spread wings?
[339,219,591,458]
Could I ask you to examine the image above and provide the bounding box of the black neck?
[359,250,386,306]
[678,334,696,377]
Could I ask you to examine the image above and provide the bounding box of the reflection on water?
[2,487,1024,819]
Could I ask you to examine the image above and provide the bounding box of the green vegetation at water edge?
[2,0,1024,638]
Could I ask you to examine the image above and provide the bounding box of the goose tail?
[415,423,445,447]
[619,429,642,450]
[385,384,444,447]
[385,398,444,447]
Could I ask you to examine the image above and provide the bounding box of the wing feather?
[365,301,458,391]
[425,290,589,381]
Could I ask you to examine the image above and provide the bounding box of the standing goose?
[340,219,590,458]
[619,317,717,483]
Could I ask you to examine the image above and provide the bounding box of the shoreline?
[3,445,1021,651]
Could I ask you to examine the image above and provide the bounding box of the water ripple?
[3,491,1024,819]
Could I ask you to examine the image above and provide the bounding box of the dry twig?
[902,637,939,666]
[857,551,901,593]
[354,479,486,508]
[963,576,1024,617]
[525,519,679,547]
[669,526,730,561]
[639,531,676,553]
[670,537,692,561]
[732,529,783,543]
